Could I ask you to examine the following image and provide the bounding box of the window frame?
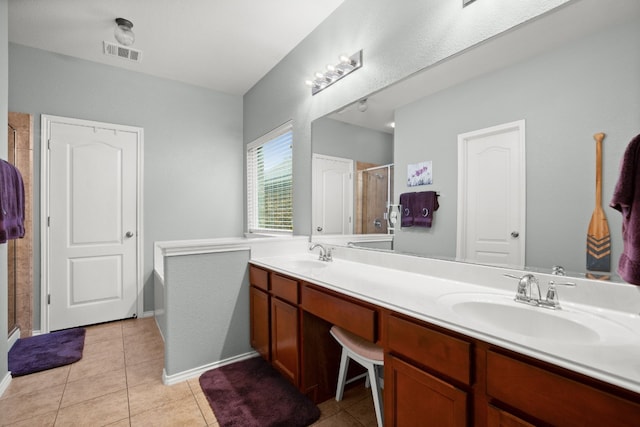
[246,121,294,234]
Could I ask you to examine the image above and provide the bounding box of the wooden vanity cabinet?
[249,286,270,360]
[249,266,270,360]
[270,273,300,386]
[385,313,471,427]
[250,264,640,426]
[248,265,301,386]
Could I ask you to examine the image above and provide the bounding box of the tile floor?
[1,317,377,426]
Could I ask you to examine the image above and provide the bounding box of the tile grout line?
[122,322,133,426]
[52,357,73,426]
[187,379,210,426]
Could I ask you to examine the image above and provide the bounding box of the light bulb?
[339,54,353,66]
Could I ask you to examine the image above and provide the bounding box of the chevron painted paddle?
[586,132,611,272]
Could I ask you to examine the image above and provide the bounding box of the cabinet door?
[271,297,300,386]
[250,286,270,360]
[385,354,467,427]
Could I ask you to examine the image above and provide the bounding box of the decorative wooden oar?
[586,132,611,272]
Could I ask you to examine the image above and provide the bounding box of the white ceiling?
[7,0,345,95]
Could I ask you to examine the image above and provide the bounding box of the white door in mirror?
[456,120,526,267]
[312,154,353,234]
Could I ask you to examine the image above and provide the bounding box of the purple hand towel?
[413,191,439,228]
[399,192,414,227]
[0,159,26,243]
[610,133,640,285]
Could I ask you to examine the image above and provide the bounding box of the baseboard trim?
[162,351,259,385]
[140,311,155,318]
[8,328,20,350]
[0,372,12,397]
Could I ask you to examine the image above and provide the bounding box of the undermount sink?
[438,293,636,345]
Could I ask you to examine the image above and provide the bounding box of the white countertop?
[251,252,640,394]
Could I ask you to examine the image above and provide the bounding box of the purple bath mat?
[9,328,86,377]
[199,357,320,427]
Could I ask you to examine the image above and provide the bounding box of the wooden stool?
[330,325,384,427]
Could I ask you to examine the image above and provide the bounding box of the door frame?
[456,119,526,266]
[40,115,144,333]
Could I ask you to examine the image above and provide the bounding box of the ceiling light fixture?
[114,18,135,46]
[305,50,363,95]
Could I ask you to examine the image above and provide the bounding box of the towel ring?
[404,208,410,216]
[422,208,429,217]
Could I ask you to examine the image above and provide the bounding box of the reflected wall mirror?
[311,0,640,281]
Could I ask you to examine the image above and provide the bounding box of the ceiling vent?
[103,41,142,63]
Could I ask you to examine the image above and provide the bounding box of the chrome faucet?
[506,273,541,305]
[309,243,332,262]
[505,273,575,309]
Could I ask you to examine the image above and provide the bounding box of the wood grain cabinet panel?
[249,286,270,360]
[385,354,468,427]
[271,273,299,304]
[487,350,640,426]
[271,297,300,386]
[300,283,376,341]
[249,265,269,291]
[487,405,535,427]
[387,314,472,385]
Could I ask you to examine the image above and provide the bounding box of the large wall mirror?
[311,0,640,281]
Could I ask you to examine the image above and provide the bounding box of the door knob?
[125,231,134,238]
[317,226,323,232]
[511,231,519,238]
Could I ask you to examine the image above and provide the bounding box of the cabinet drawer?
[487,350,640,426]
[301,284,376,342]
[249,265,269,291]
[271,273,299,304]
[387,314,471,386]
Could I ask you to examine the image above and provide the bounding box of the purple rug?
[8,328,86,377]
[199,357,320,427]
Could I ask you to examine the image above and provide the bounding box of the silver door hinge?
[48,139,51,150]
[48,294,51,305]
[47,216,50,227]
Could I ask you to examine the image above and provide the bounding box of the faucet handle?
[325,247,333,261]
[542,280,576,309]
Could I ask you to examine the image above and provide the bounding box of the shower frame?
[7,112,33,338]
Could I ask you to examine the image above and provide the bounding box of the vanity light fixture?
[114,18,135,46]
[305,50,363,95]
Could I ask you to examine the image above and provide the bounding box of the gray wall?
[8,44,244,328]
[163,251,251,376]
[243,0,571,235]
[312,117,393,166]
[1,0,9,383]
[393,20,640,274]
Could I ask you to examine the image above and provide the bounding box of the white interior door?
[457,120,525,267]
[43,116,142,331]
[312,154,353,235]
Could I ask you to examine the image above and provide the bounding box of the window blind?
[247,122,293,232]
